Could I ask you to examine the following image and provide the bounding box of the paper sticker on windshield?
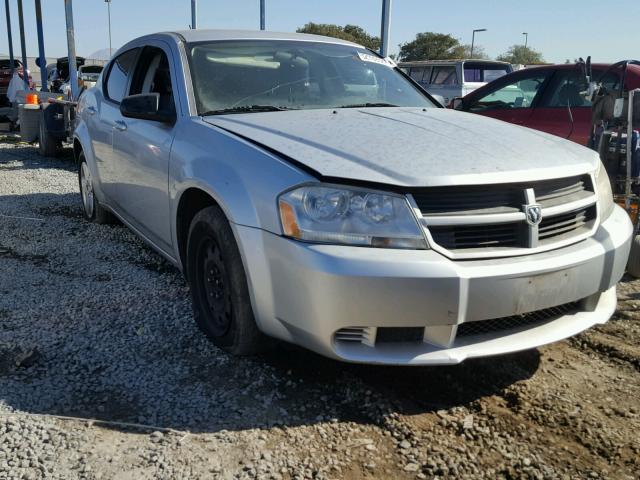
[357,52,393,67]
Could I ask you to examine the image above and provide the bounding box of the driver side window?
[128,46,176,116]
[470,73,549,111]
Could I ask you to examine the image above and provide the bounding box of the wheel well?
[73,139,83,166]
[176,188,218,270]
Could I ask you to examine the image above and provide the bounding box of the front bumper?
[236,205,633,365]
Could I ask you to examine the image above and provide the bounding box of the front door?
[527,67,590,144]
[464,70,551,129]
[111,43,178,251]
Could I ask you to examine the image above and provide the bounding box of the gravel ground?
[0,138,639,480]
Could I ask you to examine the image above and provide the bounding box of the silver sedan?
[73,30,632,365]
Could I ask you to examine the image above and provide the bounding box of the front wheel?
[186,206,265,355]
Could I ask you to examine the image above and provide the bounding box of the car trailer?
[583,59,640,274]
[1,0,77,155]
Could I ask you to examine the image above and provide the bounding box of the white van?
[399,59,513,106]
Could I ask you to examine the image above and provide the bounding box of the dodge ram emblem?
[524,204,542,226]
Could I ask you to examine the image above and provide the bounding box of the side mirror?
[451,97,464,110]
[35,57,43,68]
[120,93,176,124]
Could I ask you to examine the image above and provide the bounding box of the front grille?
[376,327,424,343]
[539,206,596,242]
[429,222,521,249]
[411,175,593,216]
[457,302,579,338]
[334,302,581,349]
[411,187,522,216]
[411,174,597,256]
[535,176,591,207]
[334,327,368,343]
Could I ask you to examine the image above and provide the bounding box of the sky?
[0,0,638,63]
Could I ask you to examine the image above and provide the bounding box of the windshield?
[188,40,434,114]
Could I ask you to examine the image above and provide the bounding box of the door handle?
[86,106,97,115]
[113,120,127,132]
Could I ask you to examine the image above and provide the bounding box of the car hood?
[204,107,598,187]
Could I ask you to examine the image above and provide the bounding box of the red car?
[453,63,640,146]
[0,59,34,105]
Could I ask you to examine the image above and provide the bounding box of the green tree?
[461,44,489,60]
[496,45,545,65]
[398,32,466,61]
[296,22,380,50]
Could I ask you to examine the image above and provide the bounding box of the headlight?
[595,161,614,220]
[278,184,427,249]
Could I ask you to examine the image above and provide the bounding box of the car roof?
[398,59,511,67]
[125,29,363,49]
[462,61,640,101]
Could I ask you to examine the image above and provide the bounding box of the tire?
[78,152,113,224]
[626,234,640,278]
[186,205,265,355]
[38,110,58,157]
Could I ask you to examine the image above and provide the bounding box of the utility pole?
[379,0,392,57]
[64,0,79,100]
[523,32,528,49]
[35,0,48,91]
[191,0,197,29]
[16,0,29,89]
[4,0,15,76]
[260,0,265,30]
[105,0,112,57]
[470,28,487,59]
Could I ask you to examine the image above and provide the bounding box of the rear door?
[462,69,551,127]
[408,66,432,90]
[88,48,139,201]
[427,65,460,105]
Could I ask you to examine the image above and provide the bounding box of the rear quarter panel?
[74,90,109,203]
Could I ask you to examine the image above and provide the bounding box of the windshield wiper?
[201,105,294,116]
[337,102,399,108]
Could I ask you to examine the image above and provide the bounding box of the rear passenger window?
[431,66,457,85]
[105,48,139,103]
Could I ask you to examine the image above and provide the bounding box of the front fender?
[169,119,315,236]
